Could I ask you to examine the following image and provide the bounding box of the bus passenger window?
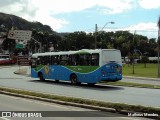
[68,55,77,66]
[37,57,40,65]
[51,56,54,65]
[60,55,69,65]
[31,58,37,68]
[44,56,48,65]
[52,55,59,65]
[41,56,45,65]
[86,54,92,65]
[91,54,99,66]
[78,54,91,66]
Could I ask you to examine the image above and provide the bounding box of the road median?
[0,86,159,119]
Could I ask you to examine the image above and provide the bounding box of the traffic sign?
[18,56,30,66]
[8,30,32,41]
[16,44,24,49]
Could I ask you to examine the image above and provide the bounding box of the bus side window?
[78,54,91,66]
[55,55,60,65]
[52,55,59,65]
[69,55,77,66]
[41,56,45,65]
[86,54,92,65]
[60,55,69,65]
[43,56,47,65]
[37,57,40,65]
[48,56,50,65]
[91,54,99,66]
[31,58,37,68]
[43,56,50,65]
[51,56,54,65]
[48,56,51,65]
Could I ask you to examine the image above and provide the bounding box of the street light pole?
[31,37,42,53]
[158,17,160,78]
[94,21,114,49]
[132,30,136,74]
[101,21,115,31]
[95,24,98,49]
[158,44,160,78]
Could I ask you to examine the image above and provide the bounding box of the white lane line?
[0,117,11,120]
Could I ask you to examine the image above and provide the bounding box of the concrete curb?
[0,90,116,113]
[123,76,160,81]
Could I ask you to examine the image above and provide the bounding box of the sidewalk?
[14,66,30,76]
[123,76,160,81]
[122,76,160,85]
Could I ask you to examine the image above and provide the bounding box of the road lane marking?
[0,117,11,120]
[118,117,148,120]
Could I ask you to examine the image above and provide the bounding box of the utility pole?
[158,42,160,78]
[158,17,160,78]
[95,24,98,49]
[31,37,42,53]
[132,30,136,74]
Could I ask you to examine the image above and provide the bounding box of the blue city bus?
[31,49,122,85]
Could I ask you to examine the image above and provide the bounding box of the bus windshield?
[101,50,122,66]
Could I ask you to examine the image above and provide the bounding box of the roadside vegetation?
[0,86,159,119]
[122,63,158,78]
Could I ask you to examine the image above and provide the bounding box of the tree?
[141,56,149,68]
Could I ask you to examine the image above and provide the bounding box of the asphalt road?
[0,66,160,108]
[0,94,150,120]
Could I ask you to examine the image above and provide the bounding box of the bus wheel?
[77,82,81,85]
[88,83,95,86]
[38,73,45,81]
[55,80,59,83]
[70,74,77,85]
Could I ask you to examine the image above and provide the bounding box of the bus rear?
[100,49,122,82]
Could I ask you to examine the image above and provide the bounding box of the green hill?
[0,12,54,34]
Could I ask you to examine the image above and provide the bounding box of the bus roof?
[32,49,119,57]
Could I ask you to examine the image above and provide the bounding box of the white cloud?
[138,0,160,9]
[97,0,134,14]
[32,0,134,15]
[32,0,97,14]
[0,0,135,31]
[123,23,157,31]
[34,10,70,30]
[115,23,158,38]
[102,22,158,38]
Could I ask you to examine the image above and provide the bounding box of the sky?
[0,0,160,39]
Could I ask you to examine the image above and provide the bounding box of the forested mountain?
[0,12,54,34]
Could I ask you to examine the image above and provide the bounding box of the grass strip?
[122,64,157,78]
[0,86,160,117]
[100,81,160,89]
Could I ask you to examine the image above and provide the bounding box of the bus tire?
[88,83,95,86]
[70,74,78,85]
[55,80,59,82]
[38,72,45,81]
